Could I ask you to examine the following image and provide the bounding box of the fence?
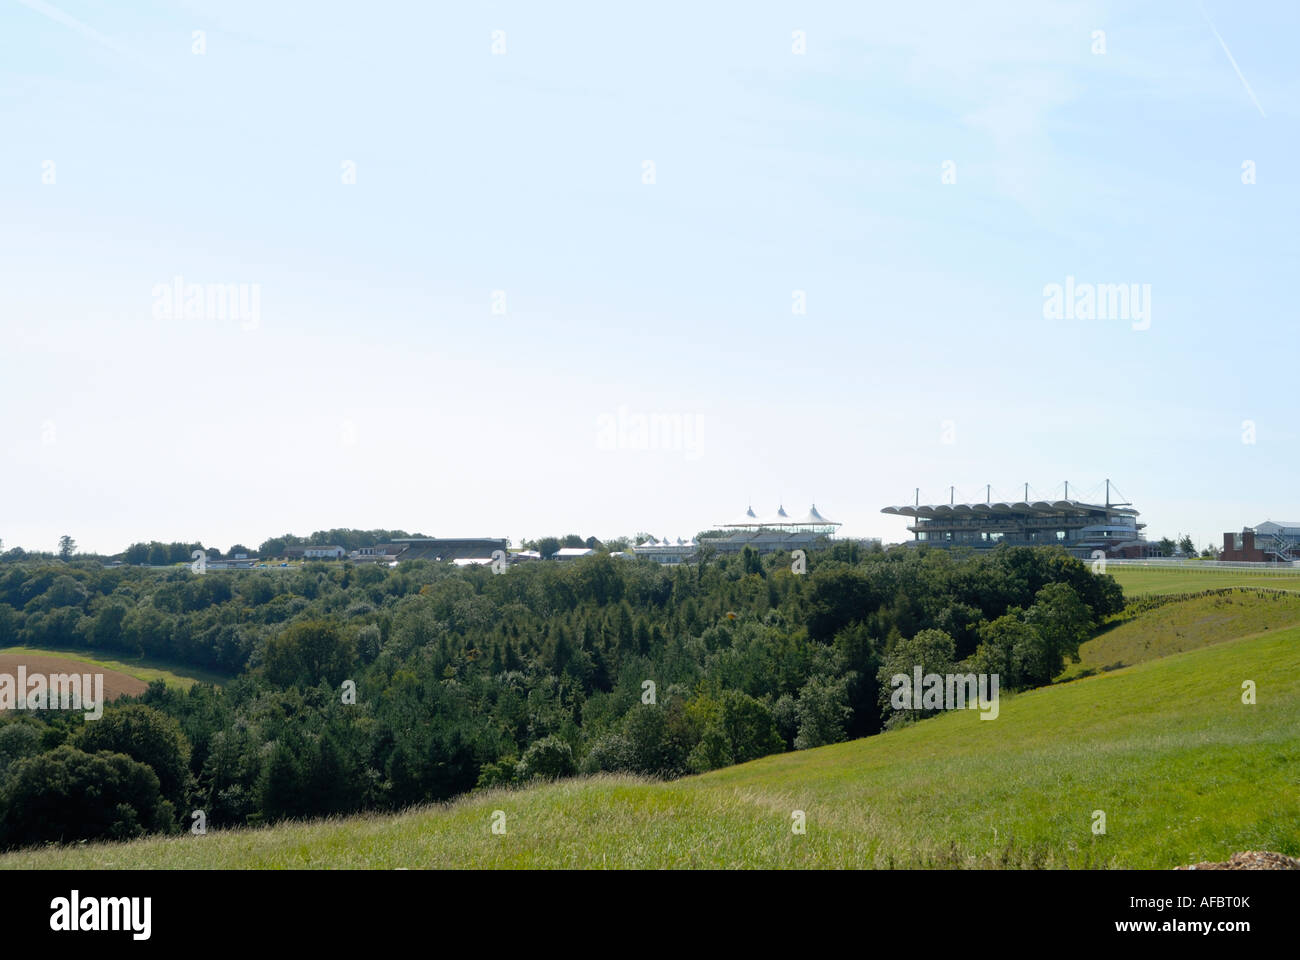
[1103,558,1300,574]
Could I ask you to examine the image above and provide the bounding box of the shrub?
[76,703,192,812]
[0,745,172,848]
[516,736,575,781]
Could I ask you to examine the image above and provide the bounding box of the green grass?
[5,611,1296,869]
[0,646,229,691]
[1109,564,1300,596]
[1059,589,1300,680]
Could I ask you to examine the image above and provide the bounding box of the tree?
[832,622,883,737]
[618,702,694,777]
[805,566,879,642]
[1157,537,1176,557]
[686,690,782,772]
[57,535,76,560]
[257,740,306,821]
[875,628,957,729]
[969,613,1040,691]
[794,673,853,748]
[0,720,44,780]
[262,619,355,689]
[88,600,129,649]
[1023,582,1093,681]
[0,745,172,847]
[75,703,192,811]
[1178,534,1195,557]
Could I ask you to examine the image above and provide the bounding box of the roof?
[553,547,594,557]
[635,538,695,549]
[720,503,840,529]
[882,500,1138,519]
[1255,521,1300,534]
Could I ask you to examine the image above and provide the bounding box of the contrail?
[1200,4,1266,118]
[13,0,135,61]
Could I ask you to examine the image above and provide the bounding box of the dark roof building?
[390,538,508,561]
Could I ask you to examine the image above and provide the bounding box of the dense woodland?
[0,541,1122,849]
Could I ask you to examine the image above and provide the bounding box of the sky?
[1,0,1296,555]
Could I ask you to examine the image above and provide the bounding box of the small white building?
[552,547,595,561]
[302,545,345,559]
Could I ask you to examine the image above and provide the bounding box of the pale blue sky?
[1,0,1296,554]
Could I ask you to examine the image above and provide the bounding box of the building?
[389,538,508,561]
[632,537,697,564]
[696,504,842,556]
[348,544,406,563]
[552,547,595,561]
[206,556,257,570]
[881,482,1148,559]
[285,545,346,560]
[1222,522,1300,562]
[719,504,841,536]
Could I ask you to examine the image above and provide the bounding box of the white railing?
[1104,558,1300,571]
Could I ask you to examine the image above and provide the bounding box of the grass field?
[1059,589,1300,680]
[4,597,1295,870]
[1108,564,1300,597]
[0,653,147,701]
[0,646,229,691]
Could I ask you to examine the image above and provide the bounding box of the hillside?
[5,613,1296,869]
[1058,589,1300,680]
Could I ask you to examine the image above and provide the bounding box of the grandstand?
[881,480,1153,559]
[388,538,507,561]
[695,504,843,556]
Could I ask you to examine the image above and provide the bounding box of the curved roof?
[881,498,1139,518]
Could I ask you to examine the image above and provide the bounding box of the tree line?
[0,543,1123,849]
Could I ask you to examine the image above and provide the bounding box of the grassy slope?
[5,617,1295,870]
[1108,565,1300,597]
[0,646,228,691]
[1059,590,1300,680]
